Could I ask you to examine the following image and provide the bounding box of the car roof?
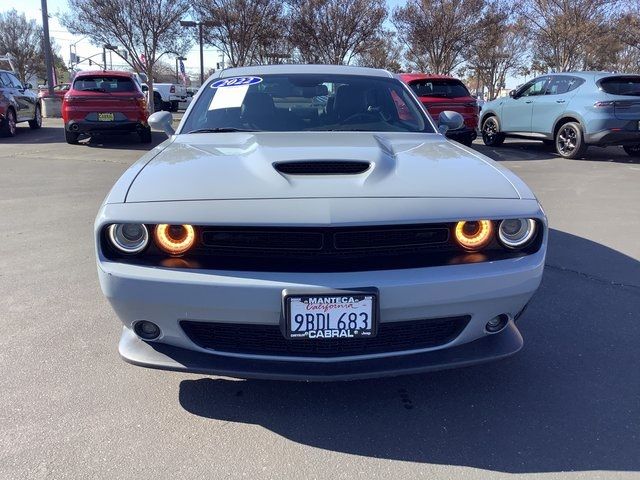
[397,73,460,81]
[216,64,394,79]
[542,71,640,81]
[74,70,134,77]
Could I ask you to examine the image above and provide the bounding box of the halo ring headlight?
[454,220,493,251]
[155,224,196,255]
[107,223,149,254]
[498,218,537,249]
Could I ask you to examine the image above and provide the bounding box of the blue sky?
[11,0,521,87]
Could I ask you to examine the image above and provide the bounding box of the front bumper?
[99,244,545,380]
[119,321,523,381]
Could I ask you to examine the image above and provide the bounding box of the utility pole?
[180,20,217,86]
[41,0,55,95]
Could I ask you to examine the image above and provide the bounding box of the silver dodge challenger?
[95,65,547,381]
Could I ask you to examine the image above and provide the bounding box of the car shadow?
[177,229,640,474]
[472,139,640,164]
[83,131,166,150]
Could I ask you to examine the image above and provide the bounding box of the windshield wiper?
[186,127,258,134]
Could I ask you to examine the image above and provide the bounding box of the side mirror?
[509,90,516,98]
[437,111,464,134]
[148,111,175,136]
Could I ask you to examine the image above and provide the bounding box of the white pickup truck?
[132,73,187,112]
[153,83,187,112]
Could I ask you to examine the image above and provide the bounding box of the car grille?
[180,316,471,358]
[273,160,371,175]
[193,224,454,271]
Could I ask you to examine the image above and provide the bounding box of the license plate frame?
[98,113,115,122]
[282,288,379,340]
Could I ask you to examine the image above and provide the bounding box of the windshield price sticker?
[287,294,376,339]
[210,76,262,88]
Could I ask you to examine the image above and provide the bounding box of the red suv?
[62,70,151,144]
[398,73,479,146]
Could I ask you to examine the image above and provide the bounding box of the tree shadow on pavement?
[178,229,640,474]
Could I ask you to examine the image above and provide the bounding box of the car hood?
[125,132,523,203]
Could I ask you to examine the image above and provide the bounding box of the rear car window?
[408,79,470,98]
[599,77,640,96]
[73,76,137,93]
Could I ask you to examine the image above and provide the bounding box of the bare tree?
[466,2,527,100]
[0,9,44,84]
[519,0,621,72]
[61,0,191,111]
[392,0,484,75]
[616,3,640,73]
[286,0,387,65]
[192,0,286,68]
[355,30,403,72]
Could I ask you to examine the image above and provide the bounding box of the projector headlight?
[107,223,149,254]
[498,218,537,249]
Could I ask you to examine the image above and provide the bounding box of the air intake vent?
[274,161,370,175]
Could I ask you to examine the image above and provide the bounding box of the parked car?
[138,80,187,112]
[480,72,640,158]
[95,64,547,381]
[0,69,41,137]
[37,83,70,100]
[62,70,151,144]
[398,73,479,146]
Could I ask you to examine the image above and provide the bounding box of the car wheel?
[481,116,505,147]
[555,122,587,159]
[65,129,79,144]
[139,127,152,144]
[29,104,42,129]
[623,145,640,157]
[1,108,17,137]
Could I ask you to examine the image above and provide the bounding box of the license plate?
[285,292,377,339]
[98,113,114,121]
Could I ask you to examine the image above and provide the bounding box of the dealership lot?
[1,119,638,479]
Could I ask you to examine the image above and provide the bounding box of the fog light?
[134,321,161,340]
[485,314,509,333]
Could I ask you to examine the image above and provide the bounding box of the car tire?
[65,129,79,144]
[481,116,505,147]
[28,104,42,129]
[457,134,474,147]
[153,93,163,113]
[555,122,587,159]
[139,127,152,144]
[1,108,17,137]
[623,145,640,157]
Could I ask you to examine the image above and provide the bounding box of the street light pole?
[199,23,204,85]
[40,0,55,94]
[180,20,217,86]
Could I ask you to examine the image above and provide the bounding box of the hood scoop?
[274,160,371,175]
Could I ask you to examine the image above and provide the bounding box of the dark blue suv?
[480,72,640,158]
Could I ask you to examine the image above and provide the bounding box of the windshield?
[181,74,432,133]
[599,76,640,96]
[73,76,137,93]
[408,79,470,98]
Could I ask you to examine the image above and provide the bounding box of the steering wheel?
[340,111,383,125]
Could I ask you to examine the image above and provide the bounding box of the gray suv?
[0,70,41,137]
[480,72,640,158]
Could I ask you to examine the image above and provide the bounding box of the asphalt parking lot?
[1,118,639,480]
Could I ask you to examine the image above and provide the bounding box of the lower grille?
[180,316,471,358]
